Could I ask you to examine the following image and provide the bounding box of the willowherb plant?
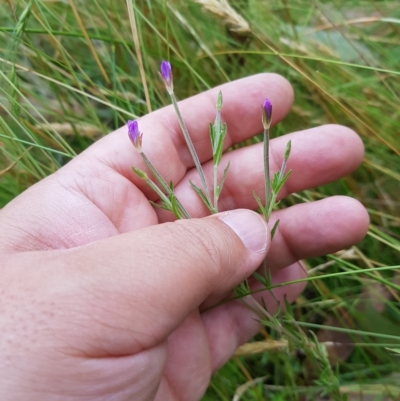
[128,117,190,219]
[130,60,291,222]
[253,98,292,239]
[159,60,213,210]
[126,63,316,388]
[129,59,292,304]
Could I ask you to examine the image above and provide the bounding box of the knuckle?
[171,220,225,278]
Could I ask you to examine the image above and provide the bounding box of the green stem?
[140,152,191,219]
[263,127,271,221]
[214,107,221,151]
[145,178,173,210]
[170,92,212,206]
[213,164,218,213]
[267,190,278,219]
[242,295,270,319]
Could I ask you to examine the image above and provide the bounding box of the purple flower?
[127,119,143,152]
[160,60,174,94]
[262,98,273,129]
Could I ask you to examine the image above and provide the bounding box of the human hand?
[0,74,369,401]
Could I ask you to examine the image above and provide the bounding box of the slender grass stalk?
[126,0,152,113]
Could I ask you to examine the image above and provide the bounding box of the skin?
[0,74,369,401]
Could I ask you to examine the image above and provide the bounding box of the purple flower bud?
[160,60,174,94]
[262,98,273,129]
[127,119,143,152]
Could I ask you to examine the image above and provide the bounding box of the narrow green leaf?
[267,268,273,288]
[234,280,250,297]
[253,190,266,216]
[271,219,280,238]
[274,169,292,194]
[216,161,230,197]
[214,146,223,166]
[283,294,293,316]
[209,123,215,151]
[274,302,282,317]
[170,194,182,219]
[272,171,280,189]
[260,297,269,313]
[190,181,214,211]
[149,200,170,210]
[252,271,268,287]
[214,132,224,165]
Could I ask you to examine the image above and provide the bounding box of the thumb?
[48,209,270,355]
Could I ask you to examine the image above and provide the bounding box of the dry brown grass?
[192,0,250,34]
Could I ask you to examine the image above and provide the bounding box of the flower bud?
[283,140,291,161]
[262,98,273,129]
[127,119,143,152]
[131,166,148,180]
[160,60,174,94]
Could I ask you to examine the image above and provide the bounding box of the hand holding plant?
[0,71,369,401]
[130,61,296,310]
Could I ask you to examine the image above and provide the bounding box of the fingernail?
[219,209,269,253]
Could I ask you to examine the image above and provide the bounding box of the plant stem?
[145,178,172,210]
[170,92,212,207]
[213,102,222,213]
[242,295,269,319]
[267,191,278,219]
[140,152,191,219]
[213,164,218,212]
[264,127,271,221]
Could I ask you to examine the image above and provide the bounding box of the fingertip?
[215,209,270,255]
[332,196,370,244]
[266,196,370,271]
[322,125,365,171]
[299,195,369,251]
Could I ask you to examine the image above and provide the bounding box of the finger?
[156,124,364,220]
[78,74,293,191]
[156,263,307,400]
[201,262,307,372]
[0,74,292,251]
[265,196,369,272]
[36,209,270,357]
